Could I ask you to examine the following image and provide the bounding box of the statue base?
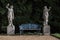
[7,24,15,35]
[43,24,50,35]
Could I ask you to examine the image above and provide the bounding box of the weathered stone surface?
[43,25,50,35]
[7,24,15,35]
[43,6,51,35]
[6,3,15,35]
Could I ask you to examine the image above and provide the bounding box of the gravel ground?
[0,35,59,40]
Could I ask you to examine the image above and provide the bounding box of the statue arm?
[6,3,9,9]
[48,7,51,11]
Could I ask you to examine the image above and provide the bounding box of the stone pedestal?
[43,25,50,35]
[7,24,15,35]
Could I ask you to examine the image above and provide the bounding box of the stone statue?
[43,6,51,35]
[6,3,14,24]
[43,6,51,25]
[6,3,15,35]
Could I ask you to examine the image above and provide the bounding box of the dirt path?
[0,35,59,40]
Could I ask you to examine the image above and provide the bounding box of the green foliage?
[52,33,60,38]
[0,0,60,33]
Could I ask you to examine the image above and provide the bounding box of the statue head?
[44,6,47,9]
[10,5,13,9]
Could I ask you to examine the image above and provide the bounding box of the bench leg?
[20,30,23,34]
